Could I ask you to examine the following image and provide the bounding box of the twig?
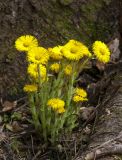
[32,150,42,160]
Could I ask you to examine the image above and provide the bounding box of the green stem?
[29,93,40,130]
[38,64,47,141]
[79,58,89,72]
[66,62,76,108]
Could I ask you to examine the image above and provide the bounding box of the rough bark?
[0,0,120,99]
[75,65,122,160]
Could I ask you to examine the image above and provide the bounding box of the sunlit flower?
[57,107,65,113]
[23,84,37,92]
[61,40,85,60]
[48,46,63,60]
[27,47,49,64]
[50,63,60,73]
[80,44,92,57]
[28,63,46,81]
[15,35,38,52]
[73,88,88,102]
[73,95,87,102]
[64,64,72,75]
[47,98,65,113]
[75,88,87,97]
[92,41,110,63]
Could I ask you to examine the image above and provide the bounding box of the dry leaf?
[79,107,95,121]
[6,124,13,132]
[108,38,120,61]
[6,122,23,132]
[0,132,7,143]
[12,121,23,132]
[2,101,17,112]
[83,126,91,135]
[105,108,111,115]
[85,152,94,160]
[96,61,105,71]
[85,150,102,160]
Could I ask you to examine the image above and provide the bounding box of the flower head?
[80,44,92,57]
[50,63,60,73]
[28,63,46,81]
[57,107,65,113]
[73,88,88,102]
[75,88,87,97]
[48,46,63,60]
[47,98,65,114]
[61,40,84,61]
[92,41,110,63]
[15,35,38,52]
[64,64,72,75]
[27,47,49,64]
[23,84,37,92]
[73,95,87,102]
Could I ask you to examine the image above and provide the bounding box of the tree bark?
[0,0,120,98]
[75,64,122,160]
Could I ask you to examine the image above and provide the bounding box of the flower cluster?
[15,35,111,143]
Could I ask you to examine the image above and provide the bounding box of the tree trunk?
[0,0,120,99]
[75,65,122,160]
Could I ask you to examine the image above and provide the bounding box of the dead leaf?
[105,108,111,115]
[83,125,91,135]
[79,107,95,121]
[6,122,23,132]
[2,101,17,112]
[108,38,120,61]
[96,61,105,71]
[6,124,13,132]
[12,121,23,132]
[0,132,8,143]
[85,152,94,160]
[85,150,102,160]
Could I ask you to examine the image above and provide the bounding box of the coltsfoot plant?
[15,35,111,143]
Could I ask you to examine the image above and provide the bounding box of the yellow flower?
[73,88,88,102]
[61,40,84,61]
[15,35,38,52]
[73,95,87,102]
[50,63,60,73]
[48,46,63,60]
[47,98,65,113]
[28,63,46,81]
[62,40,91,60]
[75,88,87,97]
[92,41,110,63]
[80,44,92,57]
[23,84,37,92]
[64,64,72,75]
[27,47,49,64]
[57,107,65,113]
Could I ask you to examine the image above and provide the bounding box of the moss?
[59,0,74,5]
[0,0,117,99]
